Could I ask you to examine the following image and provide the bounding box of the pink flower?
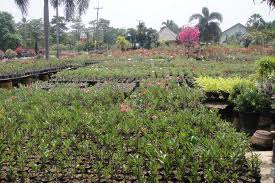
[178,26,200,46]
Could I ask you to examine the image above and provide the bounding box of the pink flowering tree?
[178,26,200,47]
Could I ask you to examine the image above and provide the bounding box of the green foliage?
[230,83,271,112]
[161,19,180,34]
[195,76,254,93]
[189,7,223,43]
[54,58,190,80]
[16,18,44,49]
[0,11,22,50]
[0,83,259,181]
[256,56,275,78]
[5,49,17,59]
[76,41,95,51]
[116,36,130,51]
[0,55,93,75]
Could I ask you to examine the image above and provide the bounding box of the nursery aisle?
[252,151,275,183]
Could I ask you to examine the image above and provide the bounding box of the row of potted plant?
[195,76,255,101]
[229,83,272,135]
[53,59,193,81]
[0,81,260,182]
[0,55,102,79]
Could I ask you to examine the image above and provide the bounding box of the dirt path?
[253,151,275,183]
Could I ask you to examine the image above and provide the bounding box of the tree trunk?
[56,1,60,59]
[44,0,50,60]
[35,41,38,55]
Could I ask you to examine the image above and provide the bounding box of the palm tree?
[246,14,266,30]
[161,19,180,33]
[14,0,90,60]
[189,7,223,44]
[51,0,61,58]
[254,0,275,8]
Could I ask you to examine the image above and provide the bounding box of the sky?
[0,0,274,31]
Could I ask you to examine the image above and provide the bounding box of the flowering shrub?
[15,47,23,55]
[178,26,200,47]
[5,49,17,59]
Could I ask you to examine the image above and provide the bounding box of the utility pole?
[94,2,103,48]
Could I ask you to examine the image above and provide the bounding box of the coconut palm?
[161,19,180,33]
[15,0,90,60]
[254,0,275,8]
[189,7,223,44]
[246,14,266,30]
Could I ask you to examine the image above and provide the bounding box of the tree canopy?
[189,7,223,44]
[0,11,21,51]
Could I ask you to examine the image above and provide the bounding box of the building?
[158,27,177,42]
[219,23,247,44]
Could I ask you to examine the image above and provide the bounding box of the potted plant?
[230,84,271,135]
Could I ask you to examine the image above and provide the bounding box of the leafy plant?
[195,76,255,93]
[116,36,130,51]
[230,84,271,112]
[5,49,17,59]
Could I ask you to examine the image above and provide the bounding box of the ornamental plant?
[5,49,17,59]
[15,47,23,55]
[0,84,261,182]
[116,36,130,51]
[230,83,271,113]
[195,76,255,93]
[178,26,200,47]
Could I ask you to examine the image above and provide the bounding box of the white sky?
[1,0,274,31]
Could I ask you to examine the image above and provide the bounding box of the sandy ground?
[252,151,275,183]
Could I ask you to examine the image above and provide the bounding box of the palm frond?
[202,7,209,18]
[76,0,90,15]
[209,12,223,23]
[14,0,29,14]
[50,0,62,8]
[63,0,76,21]
[189,14,203,22]
[254,0,275,8]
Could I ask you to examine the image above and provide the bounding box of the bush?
[5,49,17,59]
[195,77,254,93]
[116,36,130,51]
[230,84,271,113]
[256,56,275,78]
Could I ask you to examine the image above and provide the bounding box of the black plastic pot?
[220,91,230,101]
[239,112,259,136]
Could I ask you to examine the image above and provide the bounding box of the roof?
[158,27,177,42]
[222,23,247,34]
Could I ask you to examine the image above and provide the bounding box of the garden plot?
[0,81,261,182]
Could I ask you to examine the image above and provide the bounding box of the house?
[158,27,177,42]
[219,23,247,44]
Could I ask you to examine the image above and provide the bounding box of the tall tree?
[29,19,44,54]
[51,0,61,58]
[51,16,68,42]
[246,14,266,30]
[16,17,29,47]
[189,7,223,44]
[71,16,85,41]
[0,11,22,50]
[161,20,180,33]
[136,22,147,47]
[15,0,90,60]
